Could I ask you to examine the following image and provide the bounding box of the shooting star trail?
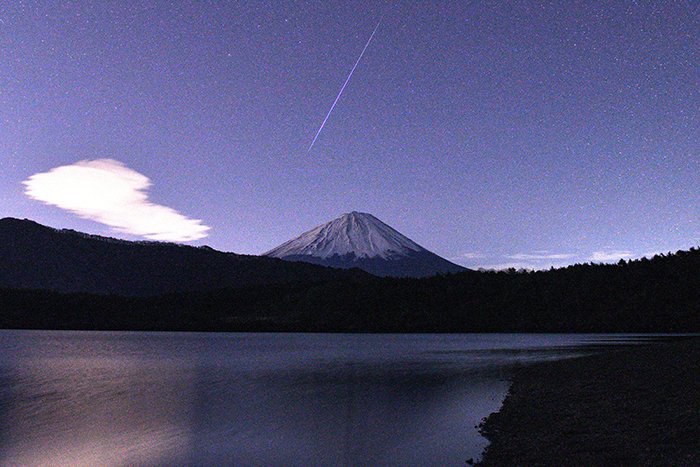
[307,18,382,153]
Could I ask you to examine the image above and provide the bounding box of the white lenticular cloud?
[23,159,210,242]
[590,250,633,262]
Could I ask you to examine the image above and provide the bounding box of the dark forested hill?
[0,218,367,296]
[0,245,697,332]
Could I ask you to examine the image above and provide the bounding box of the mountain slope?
[0,218,366,296]
[265,212,466,277]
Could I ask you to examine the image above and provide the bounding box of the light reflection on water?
[0,332,647,466]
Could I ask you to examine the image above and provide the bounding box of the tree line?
[0,247,698,333]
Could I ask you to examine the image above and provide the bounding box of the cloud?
[23,159,209,242]
[454,252,485,259]
[506,253,576,260]
[453,250,579,270]
[590,250,633,262]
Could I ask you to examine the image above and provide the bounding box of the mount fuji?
[264,212,467,277]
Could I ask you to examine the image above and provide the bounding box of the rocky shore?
[478,337,700,466]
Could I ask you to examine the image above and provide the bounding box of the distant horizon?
[2,214,697,272]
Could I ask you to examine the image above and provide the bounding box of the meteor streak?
[307,18,382,153]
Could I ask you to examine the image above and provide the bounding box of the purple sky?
[1,1,698,269]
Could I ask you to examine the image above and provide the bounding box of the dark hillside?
[0,218,367,296]
[0,246,697,332]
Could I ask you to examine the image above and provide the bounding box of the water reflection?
[0,332,647,466]
[0,346,195,464]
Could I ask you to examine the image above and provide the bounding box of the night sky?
[1,1,698,269]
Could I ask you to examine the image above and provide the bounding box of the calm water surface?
[0,331,650,466]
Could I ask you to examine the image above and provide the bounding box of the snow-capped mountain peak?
[264,212,466,278]
[265,211,423,260]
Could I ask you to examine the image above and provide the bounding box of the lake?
[0,331,652,466]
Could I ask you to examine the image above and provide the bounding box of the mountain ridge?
[0,217,368,296]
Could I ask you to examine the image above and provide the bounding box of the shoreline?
[477,337,700,465]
